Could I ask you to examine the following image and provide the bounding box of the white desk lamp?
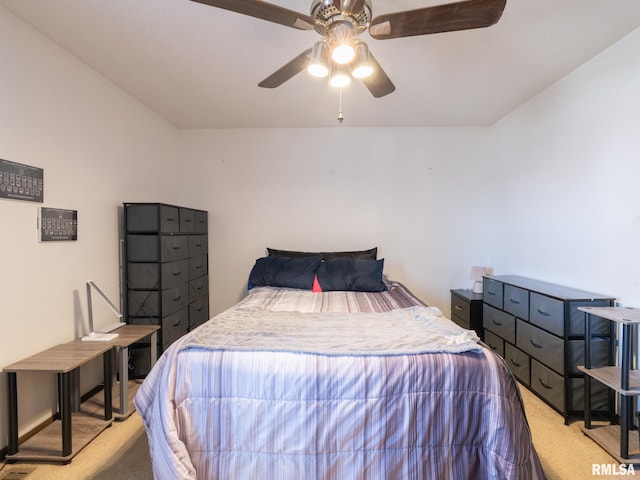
[81,280,125,341]
[470,266,489,294]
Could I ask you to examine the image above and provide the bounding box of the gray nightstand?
[450,289,484,340]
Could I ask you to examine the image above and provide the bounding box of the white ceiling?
[2,0,640,128]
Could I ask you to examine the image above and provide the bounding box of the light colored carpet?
[518,383,620,479]
[0,384,623,479]
[0,413,152,480]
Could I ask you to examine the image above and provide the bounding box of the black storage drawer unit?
[482,275,614,423]
[450,289,483,340]
[124,203,209,374]
[126,204,180,233]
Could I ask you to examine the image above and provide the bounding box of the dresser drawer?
[451,294,471,324]
[451,314,469,330]
[189,275,209,302]
[483,330,504,357]
[162,308,189,348]
[516,320,564,373]
[126,204,179,233]
[504,285,529,320]
[483,304,515,343]
[189,255,208,280]
[179,208,196,233]
[567,337,611,374]
[531,360,564,412]
[530,293,563,336]
[569,301,612,335]
[189,235,208,257]
[194,210,208,234]
[127,259,190,289]
[127,234,189,262]
[505,343,530,385]
[568,378,610,412]
[189,296,209,329]
[128,284,189,317]
[483,278,503,309]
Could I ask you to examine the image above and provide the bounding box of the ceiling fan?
[190,0,507,98]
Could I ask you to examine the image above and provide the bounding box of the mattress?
[135,281,545,479]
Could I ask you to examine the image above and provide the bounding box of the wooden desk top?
[107,324,160,347]
[578,306,640,324]
[3,325,160,374]
[3,342,113,374]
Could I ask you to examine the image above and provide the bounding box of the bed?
[135,250,545,479]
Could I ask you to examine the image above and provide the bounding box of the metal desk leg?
[59,372,72,457]
[584,312,592,429]
[103,350,113,421]
[119,346,129,416]
[150,331,158,366]
[620,323,633,459]
[7,372,18,455]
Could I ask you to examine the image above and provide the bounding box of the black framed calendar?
[39,207,77,242]
[0,159,44,203]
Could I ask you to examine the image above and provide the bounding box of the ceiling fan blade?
[190,0,315,30]
[258,49,313,88]
[359,53,395,98]
[369,0,506,40]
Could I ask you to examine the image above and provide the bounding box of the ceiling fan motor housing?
[311,0,372,37]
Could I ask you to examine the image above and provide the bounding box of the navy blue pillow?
[267,247,377,261]
[317,258,387,292]
[248,255,323,290]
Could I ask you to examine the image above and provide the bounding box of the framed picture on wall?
[0,158,44,203]
[38,207,78,242]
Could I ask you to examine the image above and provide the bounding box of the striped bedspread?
[135,282,546,480]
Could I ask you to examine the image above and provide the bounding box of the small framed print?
[0,158,44,203]
[39,207,77,242]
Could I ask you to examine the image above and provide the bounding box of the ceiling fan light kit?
[329,63,352,88]
[191,0,507,100]
[308,41,330,77]
[351,41,373,79]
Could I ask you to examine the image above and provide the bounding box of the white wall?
[489,27,640,306]
[178,127,493,315]
[0,8,179,446]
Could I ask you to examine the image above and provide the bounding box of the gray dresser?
[482,275,614,423]
[124,203,209,375]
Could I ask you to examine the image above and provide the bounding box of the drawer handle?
[538,378,553,390]
[167,217,176,222]
[487,291,497,296]
[492,319,503,326]
[172,320,182,327]
[489,344,498,351]
[509,298,521,305]
[173,295,182,301]
[195,265,202,269]
[172,271,182,276]
[454,305,464,311]
[172,245,182,250]
[185,219,193,223]
[510,358,522,368]
[537,309,551,317]
[530,339,543,349]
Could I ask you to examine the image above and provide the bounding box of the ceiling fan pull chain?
[338,88,344,124]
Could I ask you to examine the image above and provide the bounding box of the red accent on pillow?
[312,274,323,293]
